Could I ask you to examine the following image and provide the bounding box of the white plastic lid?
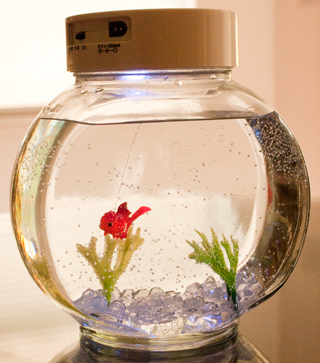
[66,9,238,72]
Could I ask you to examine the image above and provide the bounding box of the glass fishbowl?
[11,9,310,353]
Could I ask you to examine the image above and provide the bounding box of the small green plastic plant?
[77,226,145,304]
[186,229,239,310]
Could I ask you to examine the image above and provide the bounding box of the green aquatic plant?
[77,226,145,304]
[186,229,239,310]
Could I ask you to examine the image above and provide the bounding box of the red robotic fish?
[99,202,151,239]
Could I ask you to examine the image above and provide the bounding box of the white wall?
[274,1,320,362]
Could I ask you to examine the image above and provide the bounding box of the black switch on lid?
[76,31,86,40]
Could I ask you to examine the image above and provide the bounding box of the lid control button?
[109,21,127,38]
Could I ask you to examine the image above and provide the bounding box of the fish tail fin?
[130,206,151,223]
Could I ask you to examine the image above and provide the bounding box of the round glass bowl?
[11,69,310,351]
